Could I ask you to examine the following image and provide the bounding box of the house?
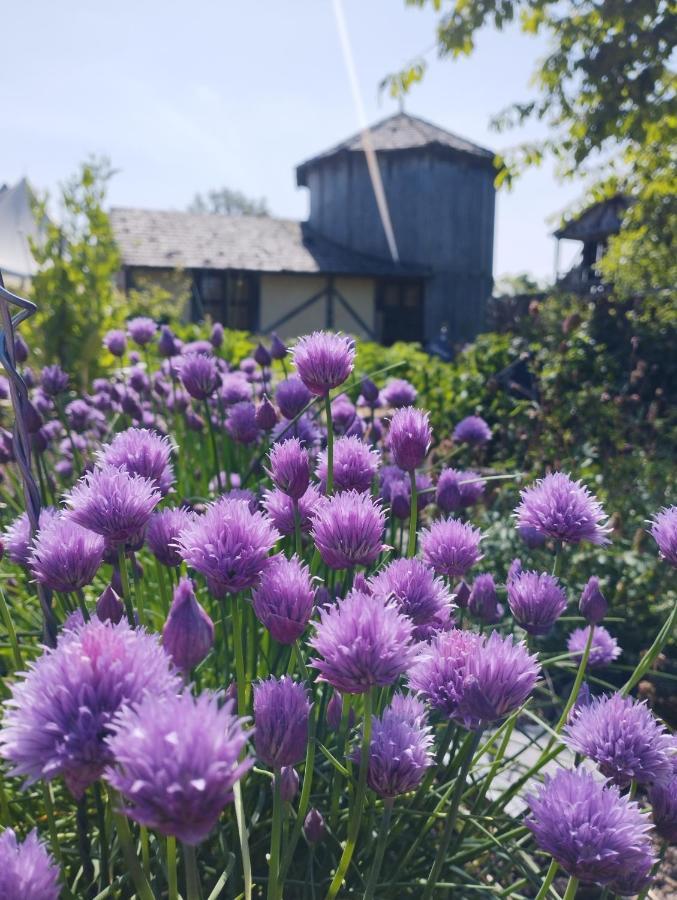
[554,195,629,292]
[112,112,496,345]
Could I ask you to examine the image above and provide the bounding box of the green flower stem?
[94,784,109,889]
[75,588,90,622]
[203,399,223,492]
[407,470,418,558]
[324,394,334,495]
[421,728,483,900]
[110,791,156,900]
[330,694,352,824]
[116,544,135,626]
[268,770,283,900]
[553,624,595,735]
[279,701,318,884]
[363,799,393,900]
[563,875,579,900]
[41,781,63,866]
[182,842,201,900]
[0,584,23,669]
[166,837,178,900]
[534,859,559,900]
[293,500,302,557]
[551,542,562,577]
[621,598,677,696]
[326,688,374,900]
[155,559,171,615]
[231,594,253,900]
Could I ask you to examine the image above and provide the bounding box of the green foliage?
[188,186,269,217]
[28,158,122,384]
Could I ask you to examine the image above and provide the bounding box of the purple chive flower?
[253,676,310,769]
[3,507,58,567]
[436,468,486,513]
[419,517,484,578]
[0,828,60,900]
[278,765,299,803]
[649,776,677,842]
[272,413,320,449]
[106,691,251,845]
[256,395,278,431]
[518,524,547,549]
[103,329,127,357]
[579,576,608,624]
[158,324,180,357]
[359,694,434,798]
[179,352,220,400]
[30,515,105,593]
[292,331,355,396]
[304,808,326,844]
[270,332,287,361]
[311,490,386,570]
[275,376,312,420]
[13,334,29,363]
[507,558,523,583]
[66,398,103,433]
[388,407,432,472]
[40,364,69,397]
[127,316,157,346]
[453,415,492,446]
[262,485,321,537]
[515,472,611,546]
[408,629,540,730]
[225,401,259,444]
[507,570,567,635]
[526,768,656,888]
[183,339,214,357]
[162,577,215,672]
[316,435,380,494]
[99,427,174,496]
[369,557,455,640]
[564,693,675,787]
[251,554,314,644]
[649,505,677,566]
[381,378,417,409]
[309,591,416,694]
[64,464,161,545]
[468,573,503,625]
[267,438,310,500]
[210,321,224,348]
[331,396,357,435]
[146,507,195,567]
[221,372,253,406]
[254,342,272,368]
[176,497,278,597]
[96,584,124,625]
[0,619,180,797]
[390,472,433,521]
[567,625,621,667]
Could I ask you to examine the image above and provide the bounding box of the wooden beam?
[263,285,328,333]
[333,286,376,339]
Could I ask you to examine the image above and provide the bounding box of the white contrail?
[332,0,400,262]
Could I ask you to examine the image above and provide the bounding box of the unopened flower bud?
[270,332,287,361]
[361,377,379,405]
[303,808,326,845]
[579,576,608,625]
[277,766,299,803]
[454,580,470,609]
[254,343,272,368]
[255,395,278,431]
[96,584,124,625]
[326,690,355,732]
[162,577,214,672]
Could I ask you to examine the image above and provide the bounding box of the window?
[375,280,424,345]
[195,270,259,330]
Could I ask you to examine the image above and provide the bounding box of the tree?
[188,187,269,217]
[389,0,676,294]
[29,159,122,383]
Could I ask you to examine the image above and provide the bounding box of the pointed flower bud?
[256,395,278,431]
[270,332,287,361]
[277,766,300,803]
[254,342,272,368]
[303,808,326,845]
[162,577,214,672]
[96,584,124,625]
[360,376,379,405]
[579,576,608,625]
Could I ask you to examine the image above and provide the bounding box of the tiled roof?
[110,208,425,277]
[297,112,494,184]
[553,196,629,242]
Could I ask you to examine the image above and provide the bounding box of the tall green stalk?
[407,470,418,557]
[231,594,253,900]
[363,800,393,900]
[166,836,178,900]
[116,544,135,626]
[110,790,156,900]
[421,729,483,900]
[562,875,579,900]
[204,399,223,492]
[326,688,374,900]
[534,859,559,900]
[324,394,334,495]
[268,770,283,900]
[183,842,201,900]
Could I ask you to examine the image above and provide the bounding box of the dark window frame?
[375,279,424,345]
[192,269,260,331]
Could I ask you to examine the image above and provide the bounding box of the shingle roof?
[553,196,629,242]
[297,112,494,184]
[110,208,426,277]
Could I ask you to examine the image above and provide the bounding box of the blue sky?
[3,1,585,279]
